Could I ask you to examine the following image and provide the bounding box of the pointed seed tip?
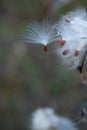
[43,45,48,52]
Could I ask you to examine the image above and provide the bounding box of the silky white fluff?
[56,8,87,69]
[25,20,58,46]
[31,108,78,130]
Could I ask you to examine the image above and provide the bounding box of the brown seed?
[63,49,70,55]
[43,45,48,52]
[65,19,70,23]
[56,40,66,46]
[74,50,80,57]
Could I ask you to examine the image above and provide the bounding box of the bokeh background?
[1,0,87,130]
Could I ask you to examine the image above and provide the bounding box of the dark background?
[0,0,87,130]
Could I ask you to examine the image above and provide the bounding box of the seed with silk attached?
[24,19,58,52]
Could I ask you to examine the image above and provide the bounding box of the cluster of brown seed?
[56,39,80,57]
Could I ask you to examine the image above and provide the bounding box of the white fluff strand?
[24,19,58,52]
[30,108,78,130]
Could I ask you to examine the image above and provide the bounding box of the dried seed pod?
[79,50,87,85]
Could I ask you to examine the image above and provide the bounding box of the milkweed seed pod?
[55,8,87,84]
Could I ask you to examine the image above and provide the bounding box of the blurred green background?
[1,0,87,130]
